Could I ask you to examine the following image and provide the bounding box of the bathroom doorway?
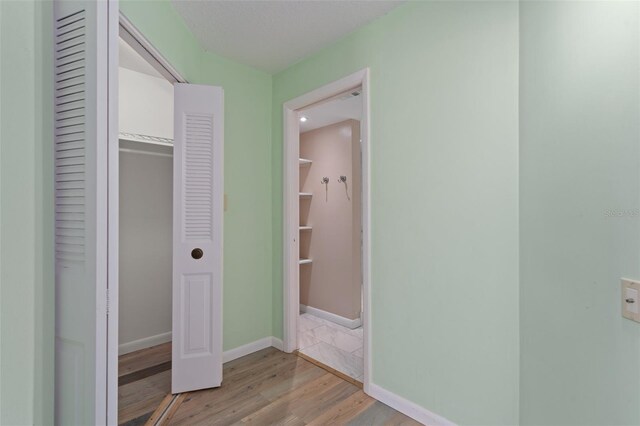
[282,69,371,389]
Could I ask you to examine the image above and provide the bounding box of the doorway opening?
[283,69,371,390]
[113,14,225,424]
[297,89,364,383]
[116,21,177,426]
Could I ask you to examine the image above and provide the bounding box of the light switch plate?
[621,278,640,323]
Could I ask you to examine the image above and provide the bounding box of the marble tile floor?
[297,312,364,382]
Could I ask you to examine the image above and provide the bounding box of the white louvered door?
[54,0,116,424]
[172,84,224,394]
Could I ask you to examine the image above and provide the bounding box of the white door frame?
[106,11,187,423]
[282,68,372,391]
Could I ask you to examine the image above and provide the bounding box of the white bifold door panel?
[172,84,224,394]
[53,0,116,424]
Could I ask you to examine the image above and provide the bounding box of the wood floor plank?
[118,370,171,424]
[119,343,172,377]
[120,361,171,386]
[169,352,310,425]
[120,344,422,426]
[144,393,174,426]
[120,412,154,426]
[259,363,327,402]
[297,350,363,388]
[346,400,423,426]
[171,391,271,425]
[239,373,343,424]
[159,393,186,425]
[293,380,360,423]
[307,390,376,425]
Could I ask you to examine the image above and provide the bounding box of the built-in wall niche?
[299,156,313,265]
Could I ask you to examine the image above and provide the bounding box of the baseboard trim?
[120,334,284,362]
[270,336,284,351]
[367,383,456,426]
[300,304,361,329]
[222,336,285,363]
[119,331,172,355]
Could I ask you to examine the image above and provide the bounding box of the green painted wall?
[519,2,640,424]
[271,2,520,424]
[3,1,639,424]
[0,0,53,424]
[120,0,274,351]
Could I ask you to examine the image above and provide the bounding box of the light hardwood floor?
[118,342,172,425]
[119,344,421,426]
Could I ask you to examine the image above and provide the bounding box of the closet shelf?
[299,226,312,231]
[299,258,313,265]
[299,192,313,198]
[119,132,173,147]
[299,158,312,166]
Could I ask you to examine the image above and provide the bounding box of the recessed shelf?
[299,192,313,198]
[299,226,312,231]
[299,158,312,166]
[299,258,312,265]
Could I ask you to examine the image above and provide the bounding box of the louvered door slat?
[55,9,86,268]
[54,0,113,424]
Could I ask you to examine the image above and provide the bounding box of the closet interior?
[117,36,175,424]
[296,88,365,383]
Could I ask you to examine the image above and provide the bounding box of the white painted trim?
[107,11,188,424]
[118,12,187,84]
[106,0,120,424]
[283,104,300,354]
[222,337,285,363]
[300,304,361,329]
[367,383,457,426]
[118,147,172,158]
[118,332,172,356]
[360,69,373,394]
[282,69,372,392]
[118,335,284,363]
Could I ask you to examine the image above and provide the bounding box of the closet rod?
[119,147,172,158]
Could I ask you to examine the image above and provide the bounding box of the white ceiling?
[300,90,362,132]
[119,38,165,79]
[171,0,405,73]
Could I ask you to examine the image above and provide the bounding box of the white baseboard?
[119,331,172,355]
[223,336,285,363]
[300,304,361,329]
[270,336,284,351]
[120,334,284,361]
[367,383,456,426]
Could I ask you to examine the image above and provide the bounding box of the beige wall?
[299,120,361,320]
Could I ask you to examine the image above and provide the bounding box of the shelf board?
[299,226,312,231]
[299,192,313,198]
[119,132,173,147]
[299,158,312,166]
[299,258,313,265]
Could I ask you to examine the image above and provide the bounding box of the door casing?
[281,68,372,393]
[106,10,189,423]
